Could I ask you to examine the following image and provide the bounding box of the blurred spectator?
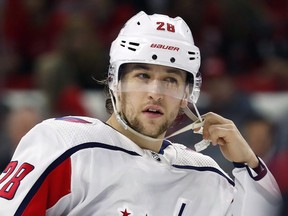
[263,58,288,91]
[269,112,288,197]
[168,0,207,43]
[35,14,106,116]
[0,0,14,90]
[269,150,288,195]
[0,0,286,93]
[0,100,10,172]
[169,0,288,87]
[53,85,89,117]
[0,106,42,172]
[133,0,171,14]
[276,112,288,152]
[235,57,288,92]
[241,111,288,215]
[6,107,42,150]
[269,149,288,216]
[62,0,136,48]
[242,113,278,165]
[2,0,67,88]
[201,56,257,128]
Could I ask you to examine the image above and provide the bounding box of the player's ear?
[180,86,189,108]
[180,98,188,108]
[110,87,122,113]
[115,92,122,112]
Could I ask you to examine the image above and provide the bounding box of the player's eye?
[164,77,178,84]
[136,73,150,80]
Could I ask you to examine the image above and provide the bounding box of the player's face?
[118,63,188,138]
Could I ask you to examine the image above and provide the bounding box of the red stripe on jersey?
[22,158,71,215]
[56,116,92,124]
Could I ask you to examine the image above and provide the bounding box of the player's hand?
[202,112,259,168]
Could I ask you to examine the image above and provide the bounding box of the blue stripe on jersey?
[159,140,171,155]
[173,165,235,186]
[16,142,234,214]
[15,142,141,215]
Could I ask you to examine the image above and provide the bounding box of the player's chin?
[142,122,169,138]
[142,131,163,139]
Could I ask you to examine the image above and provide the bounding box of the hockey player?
[0,11,282,216]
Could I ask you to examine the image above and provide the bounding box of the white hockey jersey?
[0,116,281,216]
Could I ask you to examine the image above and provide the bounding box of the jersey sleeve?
[227,157,282,216]
[0,120,72,216]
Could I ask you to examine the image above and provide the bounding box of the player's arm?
[202,112,282,215]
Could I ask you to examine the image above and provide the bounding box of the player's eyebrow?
[130,63,185,75]
[124,63,186,81]
[129,63,149,71]
[166,68,186,76]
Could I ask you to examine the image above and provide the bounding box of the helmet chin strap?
[109,90,211,151]
[110,90,162,142]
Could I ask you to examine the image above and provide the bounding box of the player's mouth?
[142,105,164,118]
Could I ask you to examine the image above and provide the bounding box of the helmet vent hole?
[137,21,140,25]
[127,42,140,51]
[129,42,139,46]
[152,54,157,60]
[120,40,126,47]
[170,57,175,63]
[188,51,198,60]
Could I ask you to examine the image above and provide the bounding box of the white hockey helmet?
[108,11,201,104]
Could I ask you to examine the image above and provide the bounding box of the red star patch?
[121,209,131,216]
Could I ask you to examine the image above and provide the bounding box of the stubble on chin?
[128,117,169,138]
[121,95,180,138]
[123,109,178,139]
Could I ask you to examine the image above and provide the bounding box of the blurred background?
[0,0,287,211]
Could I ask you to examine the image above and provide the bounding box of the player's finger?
[202,113,233,140]
[202,112,229,125]
[209,126,228,145]
[205,123,234,144]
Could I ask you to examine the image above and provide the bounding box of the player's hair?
[102,64,127,114]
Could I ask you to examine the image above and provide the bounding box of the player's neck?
[106,114,163,153]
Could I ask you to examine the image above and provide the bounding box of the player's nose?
[148,79,166,101]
